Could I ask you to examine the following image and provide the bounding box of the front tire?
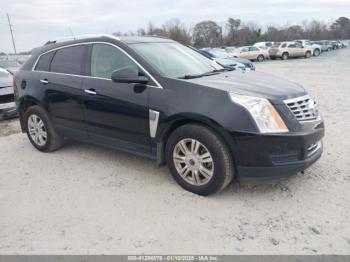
[281,52,289,60]
[305,51,312,58]
[165,124,234,196]
[313,49,320,56]
[24,105,63,152]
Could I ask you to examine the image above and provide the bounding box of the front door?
[81,43,151,156]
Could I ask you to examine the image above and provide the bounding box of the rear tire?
[165,124,234,196]
[24,105,63,152]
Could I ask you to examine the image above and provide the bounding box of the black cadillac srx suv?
[14,34,324,195]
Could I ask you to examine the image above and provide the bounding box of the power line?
[6,13,17,54]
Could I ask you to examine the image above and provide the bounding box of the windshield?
[130,42,222,78]
[0,60,20,68]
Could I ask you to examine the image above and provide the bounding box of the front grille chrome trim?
[307,141,322,157]
[284,95,319,122]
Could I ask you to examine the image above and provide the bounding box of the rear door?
[81,43,151,156]
[38,44,89,139]
[249,46,260,59]
[287,43,298,57]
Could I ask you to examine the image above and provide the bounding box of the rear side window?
[50,45,86,75]
[90,44,138,79]
[35,51,55,71]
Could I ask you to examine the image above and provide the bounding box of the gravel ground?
[0,48,349,255]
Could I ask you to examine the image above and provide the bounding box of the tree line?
[113,16,350,48]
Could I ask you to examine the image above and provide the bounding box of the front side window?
[130,42,220,78]
[50,45,86,75]
[90,44,138,79]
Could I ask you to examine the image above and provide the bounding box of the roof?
[44,34,173,46]
[118,36,174,44]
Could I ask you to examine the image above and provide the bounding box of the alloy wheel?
[27,114,47,146]
[173,138,214,186]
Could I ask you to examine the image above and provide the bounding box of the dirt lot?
[0,48,349,255]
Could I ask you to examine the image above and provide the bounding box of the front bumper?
[0,102,17,120]
[232,126,325,182]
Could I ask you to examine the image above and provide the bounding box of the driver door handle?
[40,79,49,84]
[84,89,97,95]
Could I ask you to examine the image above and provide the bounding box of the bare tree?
[192,21,223,47]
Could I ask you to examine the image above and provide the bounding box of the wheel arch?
[17,96,44,132]
[155,113,237,167]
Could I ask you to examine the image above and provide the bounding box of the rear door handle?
[40,79,49,84]
[84,89,97,95]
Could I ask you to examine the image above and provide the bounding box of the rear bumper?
[0,102,17,120]
[232,127,325,182]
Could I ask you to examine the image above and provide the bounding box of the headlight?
[229,93,288,133]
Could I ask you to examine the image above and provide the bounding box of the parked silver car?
[0,68,17,120]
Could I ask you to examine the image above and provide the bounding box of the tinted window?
[288,44,297,48]
[281,44,287,48]
[91,44,138,79]
[35,51,55,71]
[50,45,86,75]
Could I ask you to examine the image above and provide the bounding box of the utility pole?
[6,13,17,54]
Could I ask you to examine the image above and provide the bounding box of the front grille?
[0,94,14,104]
[284,95,319,122]
[270,150,300,164]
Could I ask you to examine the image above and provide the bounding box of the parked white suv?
[295,39,322,56]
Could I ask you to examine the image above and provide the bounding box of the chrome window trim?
[31,41,163,89]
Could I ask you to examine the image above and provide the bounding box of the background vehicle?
[0,60,21,74]
[331,41,340,50]
[231,46,268,62]
[295,39,322,56]
[253,42,273,50]
[0,68,17,120]
[312,41,332,52]
[269,41,313,60]
[201,48,255,70]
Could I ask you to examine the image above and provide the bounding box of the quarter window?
[90,44,138,79]
[50,45,86,75]
[35,51,55,72]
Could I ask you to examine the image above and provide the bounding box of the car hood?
[186,70,307,103]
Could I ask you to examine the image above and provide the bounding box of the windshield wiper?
[178,69,229,79]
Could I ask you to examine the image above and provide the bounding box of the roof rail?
[44,34,120,45]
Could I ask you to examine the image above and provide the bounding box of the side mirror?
[111,67,149,84]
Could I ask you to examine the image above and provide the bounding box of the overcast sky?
[1,0,349,53]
